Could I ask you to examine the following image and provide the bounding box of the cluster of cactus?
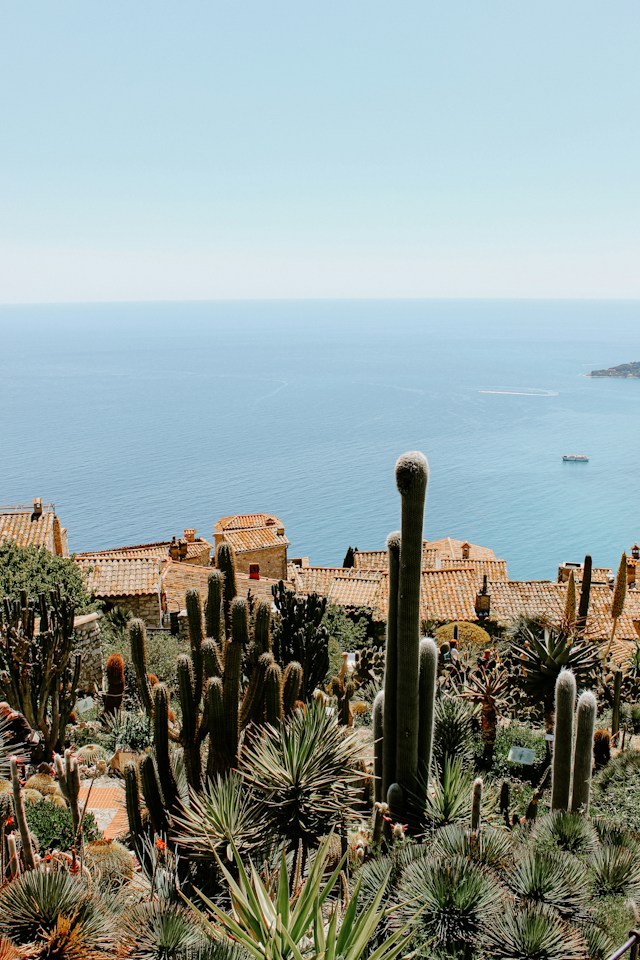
[271,582,329,698]
[126,553,305,851]
[372,452,438,824]
[0,587,80,756]
[328,653,359,726]
[551,669,597,814]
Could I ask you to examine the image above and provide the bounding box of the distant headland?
[588,361,640,378]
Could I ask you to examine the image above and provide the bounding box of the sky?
[0,2,639,303]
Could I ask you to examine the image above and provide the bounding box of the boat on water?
[562,454,589,462]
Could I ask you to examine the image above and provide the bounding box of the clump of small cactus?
[84,838,135,884]
[104,653,125,714]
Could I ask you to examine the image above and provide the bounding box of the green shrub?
[0,541,92,610]
[591,750,640,833]
[25,799,99,853]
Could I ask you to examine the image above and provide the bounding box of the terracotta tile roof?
[287,565,345,597]
[160,560,289,611]
[425,538,497,562]
[215,514,282,531]
[222,526,289,554]
[353,543,444,572]
[75,555,161,597]
[327,573,386,614]
[0,507,66,555]
[440,559,509,581]
[418,569,480,623]
[76,538,212,564]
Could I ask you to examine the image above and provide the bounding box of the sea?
[1,299,640,582]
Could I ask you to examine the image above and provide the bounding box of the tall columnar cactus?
[10,757,35,870]
[393,453,428,799]
[282,660,303,716]
[605,552,627,659]
[372,691,384,804]
[152,683,179,812]
[177,654,202,790]
[382,532,400,801]
[576,555,592,634]
[271,583,329,699]
[471,777,483,833]
[205,570,225,642]
[551,670,577,811]
[253,600,272,657]
[563,571,576,631]
[216,542,238,624]
[55,748,81,839]
[570,691,597,813]
[417,639,438,792]
[186,589,204,706]
[611,669,622,737]
[129,617,153,718]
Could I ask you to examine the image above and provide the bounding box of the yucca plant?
[505,849,589,919]
[483,902,588,960]
[509,618,601,733]
[423,757,478,829]
[391,852,505,957]
[190,835,412,960]
[531,811,599,857]
[173,771,264,863]
[239,702,363,864]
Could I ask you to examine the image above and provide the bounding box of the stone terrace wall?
[107,594,161,627]
[235,546,287,581]
[73,612,103,693]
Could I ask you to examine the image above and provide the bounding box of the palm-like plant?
[483,902,588,960]
[391,853,505,957]
[432,822,514,874]
[122,901,247,960]
[191,835,412,960]
[462,663,509,764]
[423,758,484,829]
[173,771,264,863]
[510,618,601,733]
[432,696,476,771]
[239,702,363,863]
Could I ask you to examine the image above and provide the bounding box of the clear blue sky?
[1,2,638,302]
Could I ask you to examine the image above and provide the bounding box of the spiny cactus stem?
[372,691,384,805]
[570,690,597,814]
[10,757,35,871]
[471,777,483,833]
[551,670,576,812]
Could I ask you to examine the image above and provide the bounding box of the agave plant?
[0,865,117,956]
[239,701,363,863]
[122,901,247,960]
[173,771,264,863]
[391,852,506,956]
[531,811,599,857]
[505,849,589,919]
[509,618,601,733]
[588,845,640,899]
[423,757,479,829]
[483,902,588,960]
[432,822,514,874]
[462,663,509,764]
[191,835,412,960]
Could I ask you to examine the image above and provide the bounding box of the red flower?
[5,817,13,828]
[155,838,167,852]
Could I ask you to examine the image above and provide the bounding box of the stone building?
[0,499,68,556]
[213,514,289,580]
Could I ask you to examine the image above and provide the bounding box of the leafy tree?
[0,542,90,610]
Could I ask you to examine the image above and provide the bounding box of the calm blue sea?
[2,299,640,581]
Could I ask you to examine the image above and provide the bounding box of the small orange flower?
[155,838,167,852]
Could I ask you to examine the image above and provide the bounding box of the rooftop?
[75,554,161,597]
[0,501,67,556]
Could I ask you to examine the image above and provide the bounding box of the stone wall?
[106,593,161,627]
[73,612,103,693]
[235,546,287,581]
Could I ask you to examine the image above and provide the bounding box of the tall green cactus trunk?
[570,691,597,814]
[551,670,576,811]
[417,638,437,804]
[382,532,400,800]
[576,555,592,634]
[394,452,428,800]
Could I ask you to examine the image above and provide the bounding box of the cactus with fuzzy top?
[373,691,384,804]
[551,670,576,811]
[570,691,597,813]
[471,777,483,833]
[104,653,125,714]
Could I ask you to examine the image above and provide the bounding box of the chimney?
[184,528,196,543]
[249,563,260,580]
[628,560,637,589]
[474,575,491,621]
[32,498,43,517]
[632,544,640,560]
[168,536,180,561]
[277,526,285,537]
[461,542,470,560]
[178,538,188,561]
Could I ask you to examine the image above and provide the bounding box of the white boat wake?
[479,389,559,397]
